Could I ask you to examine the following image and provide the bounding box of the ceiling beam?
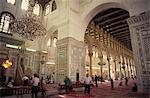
[109,24,128,31]
[117,36,130,41]
[111,30,129,36]
[98,14,129,26]
[100,20,126,27]
[118,35,130,39]
[114,33,130,38]
[110,27,129,34]
[94,9,123,22]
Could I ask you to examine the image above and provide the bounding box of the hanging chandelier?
[9,0,46,41]
[2,59,12,68]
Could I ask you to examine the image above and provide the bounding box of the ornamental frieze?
[127,12,150,25]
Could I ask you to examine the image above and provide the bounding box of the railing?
[0,86,31,97]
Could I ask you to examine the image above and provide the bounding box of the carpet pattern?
[48,81,149,98]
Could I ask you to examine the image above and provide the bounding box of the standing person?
[84,73,92,94]
[64,76,72,94]
[7,77,14,88]
[110,78,114,90]
[125,77,128,86]
[95,75,98,87]
[31,74,40,98]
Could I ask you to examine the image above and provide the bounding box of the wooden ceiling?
[36,0,51,7]
[89,8,132,50]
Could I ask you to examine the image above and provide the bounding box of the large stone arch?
[80,2,129,41]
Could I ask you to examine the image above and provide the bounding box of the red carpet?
[46,81,149,98]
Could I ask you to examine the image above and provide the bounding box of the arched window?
[47,38,51,47]
[45,4,50,15]
[0,12,14,34]
[21,0,29,10]
[33,3,40,15]
[95,52,98,58]
[51,1,57,12]
[53,37,57,47]
[7,0,15,5]
[93,51,95,57]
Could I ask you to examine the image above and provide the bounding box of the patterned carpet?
[47,81,149,98]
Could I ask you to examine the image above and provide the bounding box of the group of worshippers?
[63,74,138,94]
[22,74,47,98]
[63,73,94,94]
[7,72,137,98]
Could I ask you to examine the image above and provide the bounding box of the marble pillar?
[56,37,86,83]
[113,59,117,80]
[107,57,111,79]
[127,12,150,93]
[119,61,122,80]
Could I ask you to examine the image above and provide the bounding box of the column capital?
[113,59,116,62]
[107,57,111,61]
[98,55,103,60]
[88,52,93,57]
[127,12,150,25]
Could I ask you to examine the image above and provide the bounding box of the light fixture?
[106,29,109,31]
[2,59,12,68]
[98,61,106,65]
[9,0,46,41]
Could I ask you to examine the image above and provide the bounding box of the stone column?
[56,37,86,83]
[129,59,132,76]
[132,65,136,77]
[129,64,132,76]
[88,51,93,76]
[126,58,130,78]
[126,64,130,78]
[119,61,122,80]
[107,56,111,79]
[98,53,103,82]
[127,12,150,93]
[113,59,117,80]
[122,59,126,78]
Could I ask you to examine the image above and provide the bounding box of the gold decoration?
[2,60,12,68]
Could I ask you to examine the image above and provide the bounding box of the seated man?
[7,81,13,88]
[132,83,137,92]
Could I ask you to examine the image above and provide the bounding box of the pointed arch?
[51,1,57,12]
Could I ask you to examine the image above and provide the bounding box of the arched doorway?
[81,1,149,93]
[83,3,134,79]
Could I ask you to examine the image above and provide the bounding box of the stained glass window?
[53,37,57,47]
[33,4,40,15]
[21,0,29,10]
[47,38,51,47]
[45,4,50,15]
[7,0,15,5]
[0,13,14,34]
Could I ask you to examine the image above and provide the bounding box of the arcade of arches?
[0,0,149,93]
